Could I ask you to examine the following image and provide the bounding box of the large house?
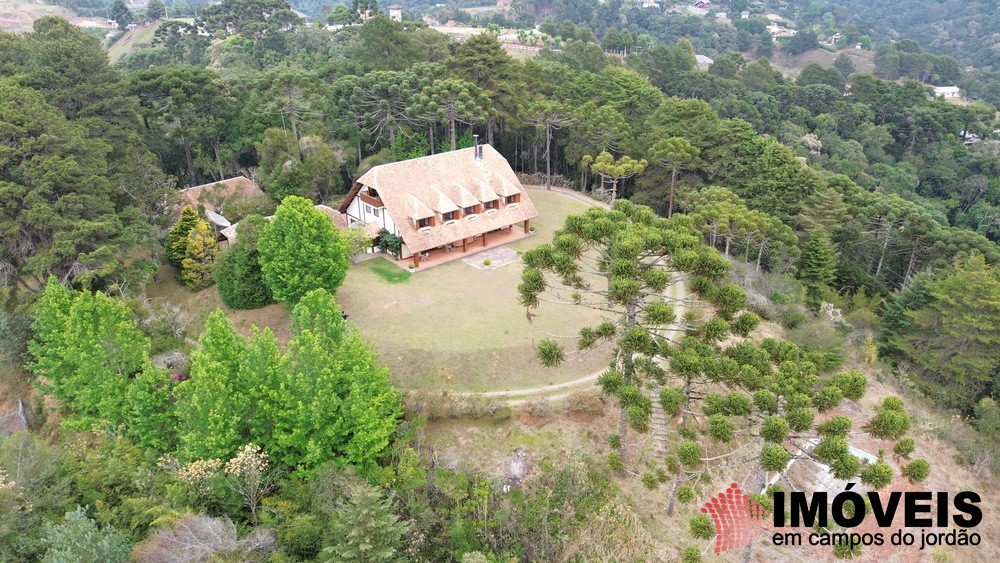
[339,144,538,267]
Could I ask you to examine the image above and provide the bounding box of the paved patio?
[462,245,520,270]
[393,226,533,271]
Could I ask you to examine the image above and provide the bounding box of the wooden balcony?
[360,192,384,208]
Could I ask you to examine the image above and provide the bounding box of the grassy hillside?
[107,20,162,63]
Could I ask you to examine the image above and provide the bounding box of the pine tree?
[181,220,219,290]
[167,206,200,268]
[887,255,1000,408]
[323,479,412,563]
[796,232,838,308]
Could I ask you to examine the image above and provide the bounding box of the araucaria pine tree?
[181,220,219,289]
[167,205,200,267]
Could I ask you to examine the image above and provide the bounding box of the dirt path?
[453,260,689,406]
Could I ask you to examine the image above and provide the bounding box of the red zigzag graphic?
[700,483,770,554]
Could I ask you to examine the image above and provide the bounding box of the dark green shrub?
[215,245,273,309]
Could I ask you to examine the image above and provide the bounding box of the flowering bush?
[178,459,223,493]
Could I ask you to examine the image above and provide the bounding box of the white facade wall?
[345,192,401,253]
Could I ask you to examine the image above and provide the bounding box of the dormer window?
[505,194,520,205]
[484,200,497,210]
[443,211,455,221]
[418,217,432,228]
[368,188,379,198]
[464,206,476,215]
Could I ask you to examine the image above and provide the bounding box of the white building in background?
[933,86,961,99]
[388,5,403,21]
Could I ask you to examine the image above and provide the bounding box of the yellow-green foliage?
[181,220,218,290]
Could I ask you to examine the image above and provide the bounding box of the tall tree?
[181,220,219,290]
[258,195,350,303]
[524,100,576,190]
[647,137,701,218]
[885,254,1000,409]
[166,206,201,268]
[175,312,282,461]
[130,65,232,185]
[110,0,133,30]
[28,279,152,431]
[215,216,273,309]
[0,79,147,294]
[586,151,648,202]
[268,289,401,472]
[796,233,838,308]
[147,0,165,19]
[408,78,491,151]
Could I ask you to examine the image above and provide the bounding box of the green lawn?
[337,189,614,393]
[146,265,293,344]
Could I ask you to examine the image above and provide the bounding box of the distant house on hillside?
[933,86,961,99]
[338,143,538,267]
[825,32,841,45]
[388,5,403,21]
[693,0,711,8]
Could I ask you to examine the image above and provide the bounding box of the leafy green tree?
[327,5,356,24]
[269,289,401,472]
[833,54,856,78]
[5,17,141,145]
[334,67,441,147]
[41,506,130,563]
[323,479,411,563]
[586,151,648,202]
[181,220,219,290]
[258,196,350,303]
[110,0,133,30]
[124,366,177,452]
[519,200,734,462]
[647,137,701,217]
[167,206,200,268]
[147,0,165,20]
[786,29,819,55]
[345,16,429,73]
[0,78,147,294]
[29,280,151,431]
[175,311,281,461]
[796,233,838,308]
[130,65,232,185]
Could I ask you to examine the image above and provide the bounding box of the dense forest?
[2,0,1000,559]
